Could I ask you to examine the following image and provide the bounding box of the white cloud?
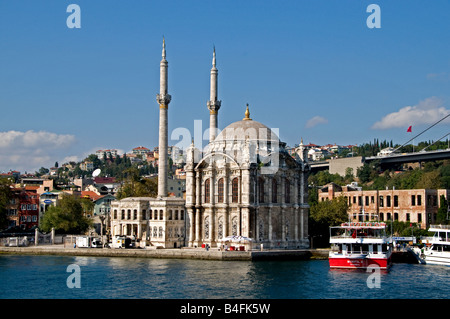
[427,72,450,81]
[371,97,450,130]
[305,116,328,128]
[0,130,76,173]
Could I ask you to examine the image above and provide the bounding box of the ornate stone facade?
[109,42,310,250]
[110,197,186,248]
[185,107,310,249]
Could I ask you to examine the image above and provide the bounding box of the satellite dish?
[92,168,101,177]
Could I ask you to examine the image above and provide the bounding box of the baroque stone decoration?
[110,39,311,249]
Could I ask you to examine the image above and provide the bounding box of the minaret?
[207,47,221,142]
[156,38,171,198]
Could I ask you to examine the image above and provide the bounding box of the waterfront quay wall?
[0,246,328,261]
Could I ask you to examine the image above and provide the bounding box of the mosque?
[110,40,310,249]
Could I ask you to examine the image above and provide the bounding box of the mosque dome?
[214,104,280,144]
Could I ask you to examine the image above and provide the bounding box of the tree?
[80,197,95,217]
[40,194,92,234]
[437,195,449,225]
[0,178,12,230]
[37,167,49,177]
[309,196,349,247]
[116,167,158,200]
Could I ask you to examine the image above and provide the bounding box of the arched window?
[232,178,239,203]
[218,216,224,239]
[205,178,210,203]
[121,210,125,219]
[113,210,117,219]
[218,178,224,203]
[272,178,278,203]
[180,210,184,220]
[204,216,210,239]
[258,178,265,203]
[232,216,238,236]
[168,210,173,220]
[285,178,290,203]
[159,209,163,220]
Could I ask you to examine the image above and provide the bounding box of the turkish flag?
[407,126,412,132]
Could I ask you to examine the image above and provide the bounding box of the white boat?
[329,222,393,270]
[420,225,450,266]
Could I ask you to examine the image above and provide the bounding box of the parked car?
[91,238,102,248]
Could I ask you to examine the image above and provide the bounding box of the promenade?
[0,245,329,261]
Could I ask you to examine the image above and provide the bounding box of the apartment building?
[318,182,449,229]
[6,188,40,230]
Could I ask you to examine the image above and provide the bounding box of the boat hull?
[423,253,450,266]
[329,255,392,270]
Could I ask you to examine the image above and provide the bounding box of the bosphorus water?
[1,254,449,299]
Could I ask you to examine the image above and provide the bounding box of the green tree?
[80,197,95,217]
[40,194,92,234]
[116,167,158,200]
[309,196,349,247]
[357,160,380,184]
[0,178,12,229]
[37,167,49,176]
[437,195,449,225]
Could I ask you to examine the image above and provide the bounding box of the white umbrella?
[220,235,253,243]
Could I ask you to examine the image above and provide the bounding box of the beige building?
[184,108,310,249]
[110,197,185,248]
[318,182,449,229]
[109,40,310,249]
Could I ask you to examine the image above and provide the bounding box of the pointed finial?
[301,137,303,144]
[243,103,252,121]
[212,45,216,68]
[162,36,166,59]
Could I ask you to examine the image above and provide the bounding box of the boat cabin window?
[432,244,450,252]
[437,232,448,241]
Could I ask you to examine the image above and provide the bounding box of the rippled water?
[0,255,448,299]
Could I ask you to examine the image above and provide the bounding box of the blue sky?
[0,1,449,173]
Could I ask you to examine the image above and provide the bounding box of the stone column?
[209,174,216,246]
[268,208,272,243]
[294,176,299,242]
[35,228,39,246]
[187,208,194,246]
[195,209,201,247]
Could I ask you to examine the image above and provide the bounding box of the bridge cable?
[389,113,450,155]
[419,132,450,152]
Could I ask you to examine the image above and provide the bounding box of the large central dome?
[214,105,280,144]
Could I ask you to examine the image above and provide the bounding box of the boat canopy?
[339,222,386,229]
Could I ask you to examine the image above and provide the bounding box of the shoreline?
[0,245,329,261]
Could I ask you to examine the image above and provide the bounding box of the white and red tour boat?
[329,221,393,270]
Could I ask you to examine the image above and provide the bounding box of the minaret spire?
[162,36,166,59]
[207,46,221,142]
[156,37,171,198]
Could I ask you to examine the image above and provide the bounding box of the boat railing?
[330,248,388,255]
[330,234,387,239]
[429,224,450,230]
[431,236,450,242]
